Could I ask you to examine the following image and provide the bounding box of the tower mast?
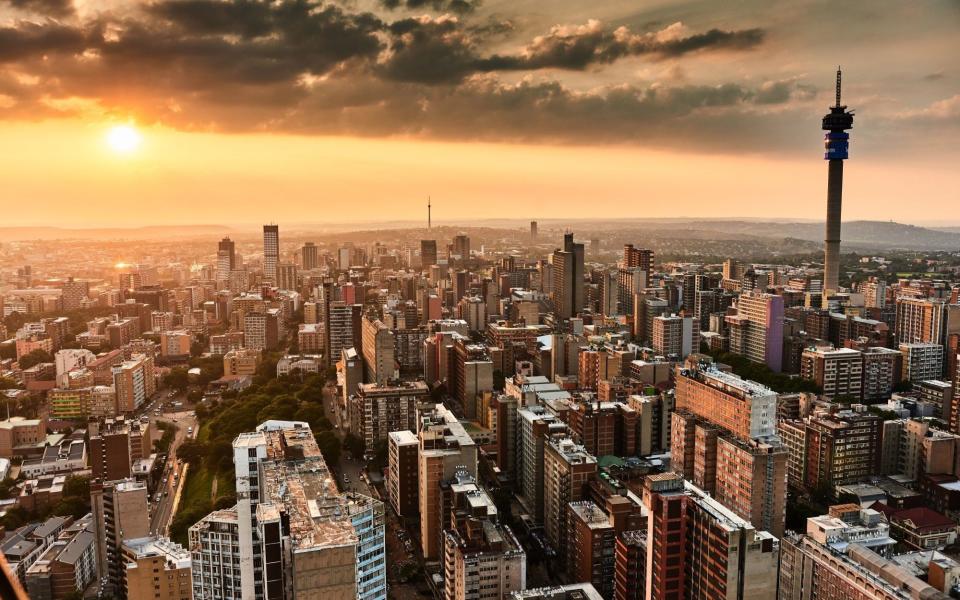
[821,67,854,308]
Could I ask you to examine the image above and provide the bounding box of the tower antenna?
[428,196,432,230]
[835,66,842,108]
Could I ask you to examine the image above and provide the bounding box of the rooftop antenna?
[835,66,842,108]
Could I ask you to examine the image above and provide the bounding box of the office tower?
[388,430,419,519]
[419,405,478,560]
[91,479,150,597]
[651,314,694,358]
[722,258,742,282]
[441,473,526,600]
[800,347,864,400]
[349,381,429,450]
[641,473,779,600]
[452,337,493,420]
[542,437,597,561]
[111,353,156,413]
[862,346,902,400]
[899,342,944,382]
[453,234,470,260]
[191,421,386,600]
[301,241,318,270]
[726,292,785,372]
[421,239,438,269]
[530,221,538,241]
[590,238,600,258]
[122,537,192,600]
[821,68,854,307]
[361,315,396,385]
[276,262,297,290]
[633,294,668,343]
[780,532,950,599]
[217,237,236,282]
[551,233,585,320]
[452,269,469,302]
[262,224,279,283]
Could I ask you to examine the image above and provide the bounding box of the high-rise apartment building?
[651,314,694,359]
[191,420,386,600]
[112,353,155,413]
[418,404,478,560]
[451,337,493,420]
[896,298,946,345]
[641,473,779,600]
[542,436,597,561]
[800,347,864,400]
[441,472,526,600]
[91,479,150,597]
[388,430,419,519]
[88,417,151,481]
[61,277,89,310]
[262,224,279,284]
[568,500,616,598]
[726,292,784,372]
[122,537,192,600]
[350,381,429,450]
[276,263,297,291]
[327,301,362,366]
[516,405,567,522]
[899,342,944,382]
[361,315,396,385]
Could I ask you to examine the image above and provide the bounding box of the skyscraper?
[262,224,279,283]
[550,233,584,320]
[421,239,438,269]
[530,221,538,241]
[216,236,235,282]
[301,241,318,270]
[821,68,854,307]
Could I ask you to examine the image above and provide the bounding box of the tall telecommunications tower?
[822,67,854,307]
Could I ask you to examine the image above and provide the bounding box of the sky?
[0,0,957,227]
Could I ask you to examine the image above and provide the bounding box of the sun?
[105,124,142,154]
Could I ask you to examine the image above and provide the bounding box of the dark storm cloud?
[379,19,765,83]
[0,0,810,150]
[2,0,75,18]
[479,21,765,72]
[0,20,86,62]
[378,0,479,15]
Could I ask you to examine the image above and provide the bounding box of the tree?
[164,368,189,391]
[177,440,207,466]
[343,433,364,457]
[18,348,53,369]
[315,431,341,466]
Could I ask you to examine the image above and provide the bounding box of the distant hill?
[703,220,960,250]
[0,225,233,241]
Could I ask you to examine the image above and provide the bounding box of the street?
[320,381,372,496]
[149,409,197,536]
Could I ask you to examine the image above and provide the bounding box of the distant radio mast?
[428,196,432,230]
